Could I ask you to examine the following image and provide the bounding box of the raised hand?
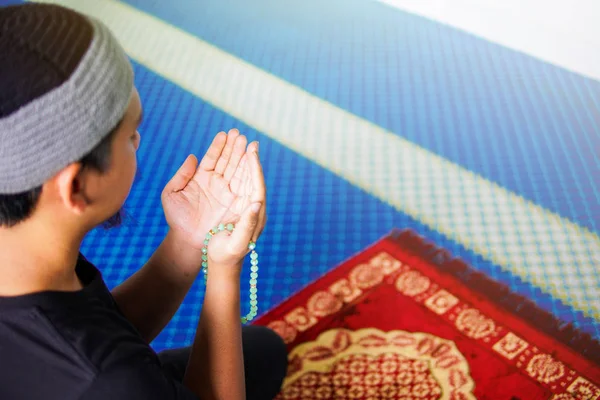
[161,129,266,253]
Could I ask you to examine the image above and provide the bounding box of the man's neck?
[0,219,84,296]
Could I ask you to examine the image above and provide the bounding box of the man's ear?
[53,163,89,215]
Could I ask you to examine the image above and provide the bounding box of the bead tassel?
[202,223,258,323]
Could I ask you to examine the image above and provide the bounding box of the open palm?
[162,130,265,250]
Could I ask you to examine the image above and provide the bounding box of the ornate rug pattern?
[255,230,600,399]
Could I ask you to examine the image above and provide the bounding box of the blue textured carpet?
[1,0,598,351]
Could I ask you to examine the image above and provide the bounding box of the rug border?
[256,228,600,366]
[388,228,600,366]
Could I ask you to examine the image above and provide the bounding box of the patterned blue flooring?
[124,0,600,235]
[82,61,598,351]
[2,0,599,351]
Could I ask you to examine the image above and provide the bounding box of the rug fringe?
[390,228,600,366]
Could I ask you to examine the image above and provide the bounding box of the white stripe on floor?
[32,0,600,318]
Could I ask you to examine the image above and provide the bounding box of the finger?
[230,154,248,195]
[247,140,259,155]
[198,132,227,171]
[162,154,198,196]
[223,134,247,182]
[248,144,266,204]
[214,129,240,175]
[247,144,267,240]
[229,202,262,254]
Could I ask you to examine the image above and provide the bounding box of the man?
[0,3,287,399]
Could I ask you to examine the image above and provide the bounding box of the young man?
[0,3,287,399]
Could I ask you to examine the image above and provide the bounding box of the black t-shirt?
[0,254,198,400]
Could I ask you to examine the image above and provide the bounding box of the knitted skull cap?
[0,3,134,194]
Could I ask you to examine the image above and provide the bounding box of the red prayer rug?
[255,229,600,400]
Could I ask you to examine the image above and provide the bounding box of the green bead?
[205,233,212,240]
[201,255,207,261]
[203,239,209,245]
[226,223,234,231]
[201,248,207,254]
[239,242,259,323]
[202,268,207,274]
[201,261,207,267]
[218,223,225,231]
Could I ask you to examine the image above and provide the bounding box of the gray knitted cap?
[0,4,134,194]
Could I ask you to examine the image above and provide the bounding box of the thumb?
[229,202,262,253]
[163,155,198,195]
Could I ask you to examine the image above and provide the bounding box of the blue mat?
[123,0,600,234]
[79,63,598,351]
[1,0,598,351]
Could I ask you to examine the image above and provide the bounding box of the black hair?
[0,126,119,228]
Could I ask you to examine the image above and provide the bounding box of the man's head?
[0,4,141,233]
